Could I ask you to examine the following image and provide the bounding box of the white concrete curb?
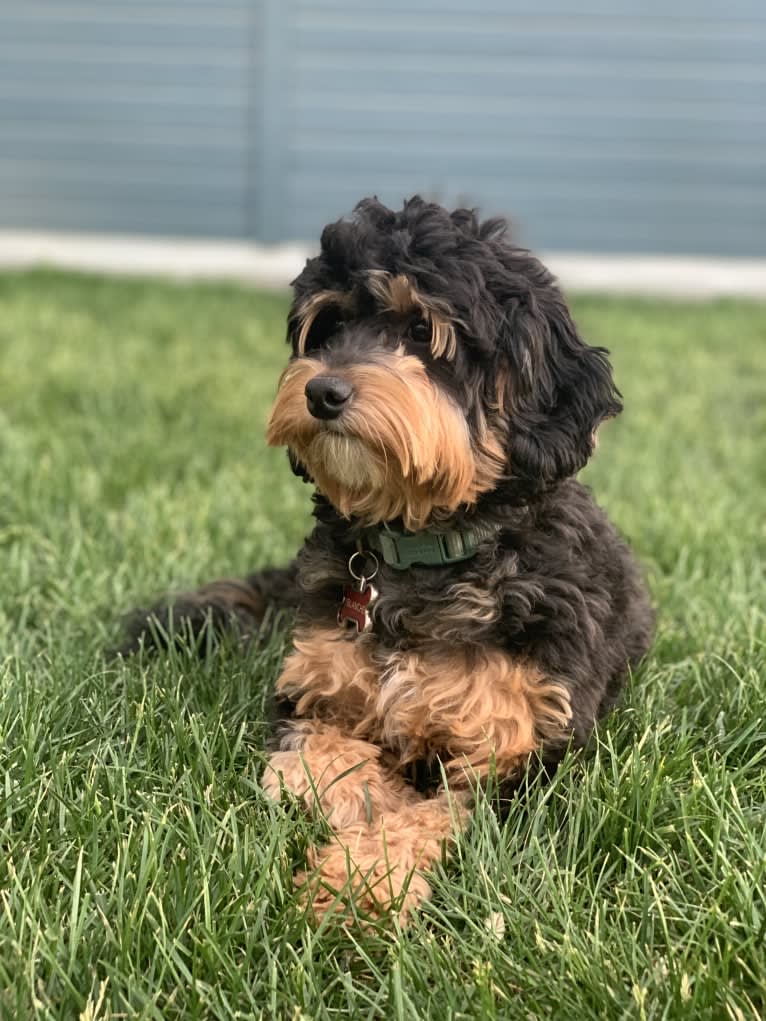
[1,231,765,299]
[542,252,766,299]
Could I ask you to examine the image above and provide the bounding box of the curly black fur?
[286,478,650,740]
[123,195,653,802]
[291,196,622,493]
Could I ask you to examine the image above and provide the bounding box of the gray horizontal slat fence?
[0,0,764,255]
[281,0,766,254]
[0,0,257,238]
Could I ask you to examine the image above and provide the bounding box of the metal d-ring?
[348,550,379,584]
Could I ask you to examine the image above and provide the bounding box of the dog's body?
[125,197,653,923]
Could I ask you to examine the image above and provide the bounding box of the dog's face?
[267,197,621,529]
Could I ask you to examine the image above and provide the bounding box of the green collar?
[362,522,500,570]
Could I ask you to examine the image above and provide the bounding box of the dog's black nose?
[305,375,353,420]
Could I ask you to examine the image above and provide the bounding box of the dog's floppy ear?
[502,291,622,483]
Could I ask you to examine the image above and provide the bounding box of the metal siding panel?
[1,0,764,254]
[282,0,766,255]
[285,188,766,257]
[291,1,766,19]
[292,72,764,108]
[251,0,291,242]
[0,1,255,237]
[291,108,761,147]
[0,201,245,238]
[291,16,765,58]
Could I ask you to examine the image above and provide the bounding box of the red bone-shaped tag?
[338,579,378,634]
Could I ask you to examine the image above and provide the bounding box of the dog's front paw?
[262,717,425,831]
[295,824,433,926]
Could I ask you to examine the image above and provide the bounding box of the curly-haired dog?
[125,196,654,925]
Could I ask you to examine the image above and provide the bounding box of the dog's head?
[267,197,621,529]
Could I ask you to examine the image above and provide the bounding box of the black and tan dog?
[125,196,654,924]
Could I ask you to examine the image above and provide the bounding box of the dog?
[124,196,654,925]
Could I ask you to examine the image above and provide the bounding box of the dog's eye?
[409,319,432,345]
[302,306,346,352]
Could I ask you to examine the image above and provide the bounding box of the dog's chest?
[281,622,524,766]
[367,641,554,775]
[362,637,504,763]
[362,646,449,760]
[290,534,518,760]
[298,538,508,648]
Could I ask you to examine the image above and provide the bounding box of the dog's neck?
[313,494,542,569]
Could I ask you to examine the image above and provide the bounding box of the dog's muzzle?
[305,375,353,420]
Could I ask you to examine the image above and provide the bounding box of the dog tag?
[338,577,378,634]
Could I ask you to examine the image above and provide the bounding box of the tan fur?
[280,630,572,780]
[267,274,571,924]
[293,273,462,362]
[266,353,505,529]
[388,649,571,781]
[294,290,355,355]
[472,415,507,498]
[263,720,419,829]
[366,270,460,360]
[272,627,572,923]
[366,271,417,316]
[276,628,379,729]
[491,365,511,416]
[296,795,469,924]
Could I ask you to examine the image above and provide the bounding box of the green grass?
[1,269,765,1021]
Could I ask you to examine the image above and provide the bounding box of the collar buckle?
[366,524,491,570]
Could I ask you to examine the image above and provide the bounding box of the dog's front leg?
[263,627,419,830]
[296,794,469,926]
[263,719,420,829]
[376,647,575,793]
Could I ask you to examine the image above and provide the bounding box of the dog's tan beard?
[266,353,505,529]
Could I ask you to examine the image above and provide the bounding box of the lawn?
[0,270,764,1021]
